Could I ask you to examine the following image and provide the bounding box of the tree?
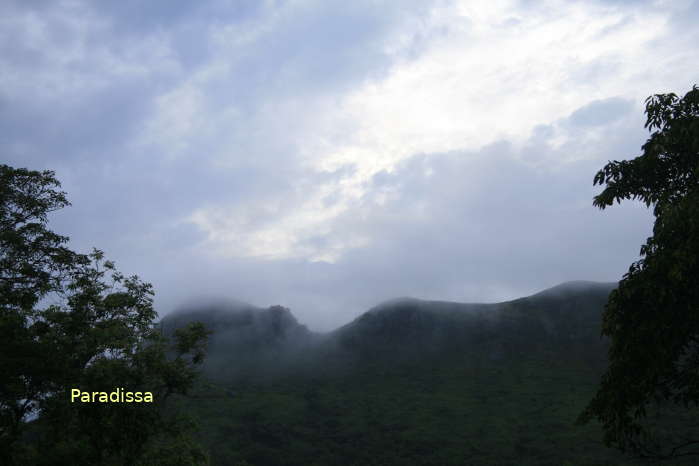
[578,85,699,459]
[0,165,210,465]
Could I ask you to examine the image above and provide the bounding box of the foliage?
[0,165,210,465]
[185,344,640,466]
[578,85,699,459]
[176,283,665,465]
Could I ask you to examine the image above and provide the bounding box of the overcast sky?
[2,0,697,330]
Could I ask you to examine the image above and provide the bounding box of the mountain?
[321,280,615,370]
[163,298,313,346]
[167,281,673,466]
[336,281,615,343]
[162,281,616,380]
[161,299,318,380]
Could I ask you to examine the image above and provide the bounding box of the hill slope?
[162,299,318,380]
[165,281,615,367]
[163,281,696,466]
[329,281,614,366]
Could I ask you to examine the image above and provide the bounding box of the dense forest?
[160,282,695,465]
[167,281,622,465]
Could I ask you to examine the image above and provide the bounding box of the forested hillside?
[164,281,695,466]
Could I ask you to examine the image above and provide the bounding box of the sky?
[2,0,698,331]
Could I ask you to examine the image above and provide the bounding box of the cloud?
[1,0,696,330]
[179,0,678,265]
[568,97,634,127]
[144,103,653,330]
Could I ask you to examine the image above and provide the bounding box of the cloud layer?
[2,0,697,329]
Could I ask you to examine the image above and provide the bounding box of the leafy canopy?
[0,165,210,465]
[579,85,699,459]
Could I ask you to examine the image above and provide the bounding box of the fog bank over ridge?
[167,280,617,332]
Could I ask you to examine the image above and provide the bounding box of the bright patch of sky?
[2,0,697,329]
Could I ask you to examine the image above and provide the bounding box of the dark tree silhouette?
[578,85,699,459]
[0,165,210,465]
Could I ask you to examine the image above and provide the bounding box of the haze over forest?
[159,280,699,465]
[3,0,698,330]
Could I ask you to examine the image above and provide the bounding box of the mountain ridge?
[160,280,616,381]
[177,279,649,466]
[162,280,617,335]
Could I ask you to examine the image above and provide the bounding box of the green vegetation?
[169,282,695,465]
[185,362,627,466]
[0,165,210,465]
[579,85,699,460]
